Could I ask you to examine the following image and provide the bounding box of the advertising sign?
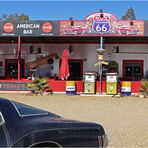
[0,12,145,37]
[0,21,59,36]
[85,12,119,21]
[60,20,89,36]
[0,82,31,90]
[92,21,111,34]
[60,12,144,36]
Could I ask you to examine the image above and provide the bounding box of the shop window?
[123,60,143,81]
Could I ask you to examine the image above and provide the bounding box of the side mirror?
[0,112,5,126]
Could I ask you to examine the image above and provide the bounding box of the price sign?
[93,21,110,34]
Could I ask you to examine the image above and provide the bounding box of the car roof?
[0,97,13,105]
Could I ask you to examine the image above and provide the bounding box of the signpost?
[99,64,102,94]
[95,36,108,94]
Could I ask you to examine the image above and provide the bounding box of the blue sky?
[0,1,147,20]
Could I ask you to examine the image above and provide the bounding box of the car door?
[0,111,9,147]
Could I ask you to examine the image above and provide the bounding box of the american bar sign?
[0,21,59,36]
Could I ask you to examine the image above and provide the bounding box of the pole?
[100,36,103,49]
[99,36,103,94]
[18,36,21,80]
[99,64,102,94]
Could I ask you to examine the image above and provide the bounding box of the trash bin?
[121,81,131,96]
[106,73,118,95]
[66,81,76,95]
[83,72,97,94]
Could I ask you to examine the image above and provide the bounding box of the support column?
[18,36,21,80]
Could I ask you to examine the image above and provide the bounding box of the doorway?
[123,60,143,81]
[68,59,83,80]
[5,59,25,78]
[59,59,83,80]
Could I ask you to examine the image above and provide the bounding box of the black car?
[0,98,108,147]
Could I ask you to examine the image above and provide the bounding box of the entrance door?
[68,59,83,80]
[5,59,25,78]
[123,60,143,81]
[59,59,83,80]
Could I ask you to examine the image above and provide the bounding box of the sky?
[0,1,147,20]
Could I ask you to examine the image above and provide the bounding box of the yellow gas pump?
[106,73,118,95]
[83,72,97,94]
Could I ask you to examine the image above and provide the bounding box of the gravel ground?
[1,93,148,147]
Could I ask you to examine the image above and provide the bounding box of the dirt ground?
[1,93,148,147]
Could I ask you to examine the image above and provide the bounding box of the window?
[0,112,5,126]
[12,101,49,116]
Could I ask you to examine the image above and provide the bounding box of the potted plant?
[108,60,118,73]
[27,77,52,95]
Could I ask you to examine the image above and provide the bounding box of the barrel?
[121,81,132,96]
[66,81,76,95]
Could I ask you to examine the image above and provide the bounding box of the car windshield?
[12,101,48,116]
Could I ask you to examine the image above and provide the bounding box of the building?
[0,11,147,94]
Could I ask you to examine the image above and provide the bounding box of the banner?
[0,21,59,36]
[60,12,144,36]
[0,12,145,37]
[60,20,144,36]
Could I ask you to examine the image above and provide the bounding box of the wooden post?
[18,36,21,80]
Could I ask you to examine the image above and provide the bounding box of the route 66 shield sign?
[93,21,111,34]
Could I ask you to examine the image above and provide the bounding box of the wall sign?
[0,21,59,36]
[0,12,145,36]
[92,21,111,34]
[60,12,144,36]
[0,82,31,90]
[85,12,118,21]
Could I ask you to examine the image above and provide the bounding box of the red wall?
[48,79,141,94]
[0,79,142,94]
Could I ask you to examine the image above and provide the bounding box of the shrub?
[27,77,52,95]
[139,80,148,97]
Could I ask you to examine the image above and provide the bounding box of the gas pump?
[83,72,97,94]
[106,73,118,95]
